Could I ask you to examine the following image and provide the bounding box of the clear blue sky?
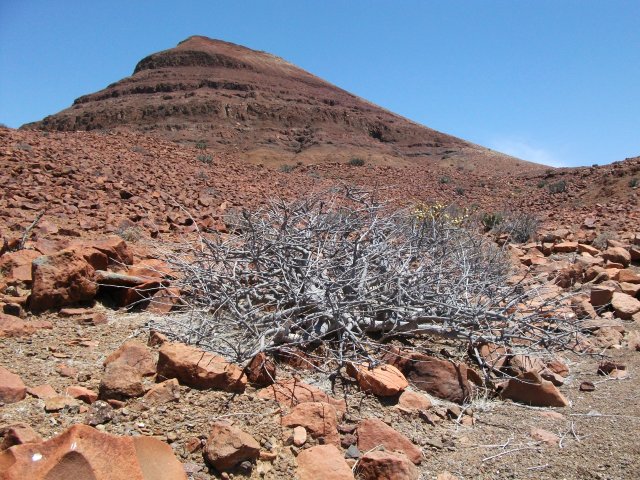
[1,1,638,167]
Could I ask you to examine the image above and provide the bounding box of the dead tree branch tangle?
[159,190,579,370]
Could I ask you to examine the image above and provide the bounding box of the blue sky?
[1,1,638,167]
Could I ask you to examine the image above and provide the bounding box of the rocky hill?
[24,36,539,172]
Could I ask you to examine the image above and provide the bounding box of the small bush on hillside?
[481,212,503,231]
[279,164,295,173]
[537,180,547,188]
[629,177,639,188]
[117,226,142,242]
[548,180,567,194]
[348,157,365,167]
[197,154,213,165]
[195,140,207,150]
[483,211,539,243]
[439,176,451,184]
[455,186,465,196]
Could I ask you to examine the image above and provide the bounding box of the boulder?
[104,340,156,377]
[602,247,631,267]
[397,390,432,412]
[500,371,568,407]
[142,378,180,405]
[296,444,354,480]
[357,450,419,480]
[245,352,276,386]
[0,367,26,404]
[0,314,52,337]
[30,250,97,313]
[0,424,42,451]
[617,269,640,284]
[611,292,640,319]
[157,342,246,393]
[357,419,422,464]
[590,285,616,307]
[99,364,145,400]
[81,236,134,266]
[386,352,471,404]
[203,422,260,472]
[0,424,186,479]
[281,401,340,446]
[65,386,98,404]
[346,362,408,397]
[257,378,345,413]
[0,250,41,285]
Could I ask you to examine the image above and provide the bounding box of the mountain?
[24,35,540,171]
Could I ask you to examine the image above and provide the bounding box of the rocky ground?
[1,125,639,479]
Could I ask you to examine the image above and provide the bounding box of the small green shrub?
[117,226,142,242]
[482,212,503,231]
[348,158,365,167]
[197,154,213,164]
[548,180,566,194]
[455,186,465,196]
[439,176,451,184]
[279,164,295,173]
[195,140,207,150]
[629,177,639,188]
[537,180,547,188]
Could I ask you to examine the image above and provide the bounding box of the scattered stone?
[66,385,98,404]
[597,361,626,376]
[296,444,354,480]
[27,384,57,399]
[357,450,419,480]
[85,400,114,426]
[0,424,42,450]
[0,313,53,337]
[257,378,346,413]
[245,352,276,386]
[292,426,307,447]
[531,427,560,446]
[157,342,246,393]
[99,364,145,400]
[611,292,640,319]
[436,472,459,480]
[44,395,79,412]
[357,418,422,464]
[29,249,97,313]
[203,421,260,472]
[579,381,595,392]
[397,390,432,412]
[104,340,156,377]
[55,364,78,378]
[0,366,26,404]
[346,362,408,397]
[500,370,569,407]
[602,247,631,267]
[282,401,340,446]
[590,285,616,307]
[0,424,186,479]
[142,378,180,405]
[0,249,41,285]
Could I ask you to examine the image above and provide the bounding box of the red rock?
[296,444,354,480]
[602,247,631,267]
[357,450,419,480]
[593,327,623,348]
[142,378,180,405]
[245,352,276,386]
[127,259,173,279]
[292,426,307,447]
[620,282,640,297]
[147,330,168,347]
[579,381,595,392]
[590,285,616,307]
[553,241,578,253]
[597,361,626,376]
[387,352,471,404]
[570,296,597,319]
[157,342,246,393]
[66,385,98,404]
[257,378,345,413]
[500,370,568,407]
[578,243,600,255]
[617,269,640,284]
[396,390,432,412]
[346,362,408,397]
[0,313,52,337]
[104,340,156,376]
[0,424,186,479]
[99,364,145,400]
[531,428,560,446]
[44,395,80,412]
[146,287,181,313]
[66,245,109,270]
[0,250,41,285]
[436,472,459,480]
[29,249,97,313]
[55,364,78,378]
[611,291,640,319]
[86,236,134,265]
[357,418,422,464]
[0,367,26,404]
[0,424,42,450]
[203,421,260,472]
[281,401,340,446]
[475,342,509,370]
[26,385,58,399]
